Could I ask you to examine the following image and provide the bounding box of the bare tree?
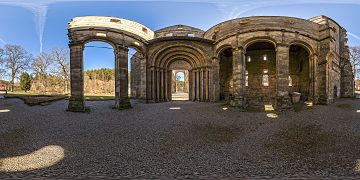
[32,52,53,92]
[2,44,32,91]
[350,46,360,79]
[50,48,70,93]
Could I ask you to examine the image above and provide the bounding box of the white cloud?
[0,37,5,45]
[348,32,360,41]
[1,0,360,52]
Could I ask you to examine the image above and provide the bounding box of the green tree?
[20,72,32,92]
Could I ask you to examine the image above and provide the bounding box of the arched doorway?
[289,44,310,101]
[245,41,276,105]
[83,41,115,99]
[218,48,233,101]
[169,60,191,101]
[67,16,151,111]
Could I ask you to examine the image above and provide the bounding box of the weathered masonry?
[67,15,355,111]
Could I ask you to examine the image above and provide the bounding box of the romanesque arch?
[67,16,153,111]
[147,43,210,102]
[67,15,353,111]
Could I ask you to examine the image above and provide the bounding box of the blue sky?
[0,1,360,71]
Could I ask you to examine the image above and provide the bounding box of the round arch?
[243,37,278,51]
[67,16,153,112]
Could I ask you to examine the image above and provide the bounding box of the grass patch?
[267,123,336,157]
[192,123,241,144]
[5,93,67,106]
[85,95,115,101]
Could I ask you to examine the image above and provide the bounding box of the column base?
[230,97,246,107]
[114,99,132,110]
[68,99,86,112]
[275,95,292,110]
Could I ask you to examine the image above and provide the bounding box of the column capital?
[233,46,244,51]
[276,43,290,48]
[69,42,84,49]
[116,45,129,52]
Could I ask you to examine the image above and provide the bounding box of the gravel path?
[1,98,360,179]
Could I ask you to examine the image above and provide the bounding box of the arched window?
[262,69,269,86]
[245,70,249,86]
[263,54,267,61]
[247,56,251,62]
[288,76,293,86]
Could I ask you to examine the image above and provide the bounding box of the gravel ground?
[1,98,360,179]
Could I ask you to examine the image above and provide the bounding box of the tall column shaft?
[231,47,245,107]
[68,44,85,112]
[115,46,131,109]
[275,44,292,109]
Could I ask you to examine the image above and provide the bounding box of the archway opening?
[172,71,189,100]
[169,60,191,101]
[289,44,310,101]
[219,48,233,101]
[83,41,115,100]
[245,41,276,105]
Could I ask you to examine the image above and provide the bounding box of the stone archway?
[169,60,191,101]
[67,16,152,111]
[148,44,210,102]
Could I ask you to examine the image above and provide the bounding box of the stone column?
[115,46,131,109]
[309,53,318,103]
[188,70,192,100]
[160,69,164,101]
[191,69,196,101]
[230,47,246,107]
[205,68,209,101]
[156,68,160,102]
[150,67,155,102]
[211,57,220,102]
[196,69,200,101]
[167,70,172,101]
[199,68,204,101]
[68,43,85,112]
[275,44,292,109]
[140,56,147,101]
[164,68,168,101]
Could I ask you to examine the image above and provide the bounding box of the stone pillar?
[212,57,220,102]
[156,69,160,102]
[115,46,131,109]
[164,69,168,101]
[188,70,193,99]
[150,68,155,102]
[196,69,200,101]
[140,56,147,101]
[200,68,204,101]
[275,44,292,109]
[309,54,318,103]
[68,43,85,112]
[160,69,164,101]
[231,47,245,107]
[167,70,172,101]
[191,69,197,101]
[205,68,209,101]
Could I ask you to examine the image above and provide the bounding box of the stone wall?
[68,15,354,111]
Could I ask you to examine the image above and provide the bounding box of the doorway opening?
[172,70,189,100]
